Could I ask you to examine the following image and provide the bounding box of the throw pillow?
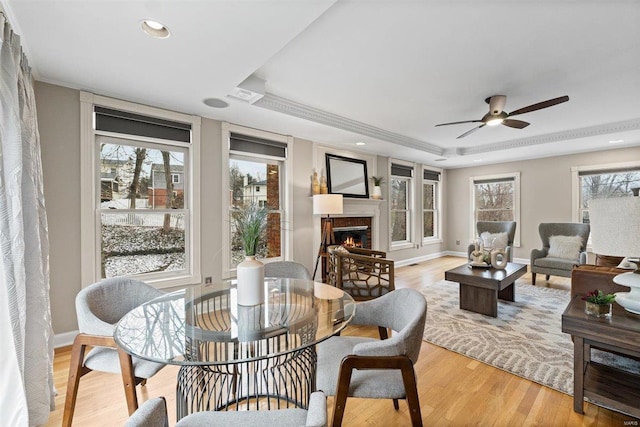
[480,231,509,249]
[547,235,583,260]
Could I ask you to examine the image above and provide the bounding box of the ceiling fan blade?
[488,95,507,115]
[456,124,485,139]
[508,95,569,117]
[435,120,483,127]
[501,119,530,129]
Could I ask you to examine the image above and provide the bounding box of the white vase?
[372,185,382,199]
[236,256,265,305]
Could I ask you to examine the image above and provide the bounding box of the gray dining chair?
[316,288,427,427]
[265,261,312,280]
[63,278,166,427]
[125,392,328,427]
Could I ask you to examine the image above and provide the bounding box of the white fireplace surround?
[313,198,381,257]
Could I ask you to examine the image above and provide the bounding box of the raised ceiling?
[4,0,640,168]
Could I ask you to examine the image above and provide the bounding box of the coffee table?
[444,262,527,317]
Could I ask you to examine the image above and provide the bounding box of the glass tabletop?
[114,278,356,366]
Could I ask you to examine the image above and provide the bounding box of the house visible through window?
[390,162,413,247]
[81,99,200,288]
[228,132,287,269]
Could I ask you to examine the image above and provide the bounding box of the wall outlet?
[204,276,212,284]
[456,240,460,245]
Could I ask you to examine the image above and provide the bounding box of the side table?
[561,295,640,418]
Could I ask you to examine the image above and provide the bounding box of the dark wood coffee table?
[444,262,527,317]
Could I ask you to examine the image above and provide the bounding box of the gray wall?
[445,147,640,261]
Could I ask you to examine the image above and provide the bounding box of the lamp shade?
[588,197,640,257]
[313,194,343,215]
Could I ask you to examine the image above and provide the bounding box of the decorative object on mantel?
[582,289,615,318]
[311,170,320,195]
[320,172,328,194]
[312,194,343,281]
[589,196,640,314]
[370,176,384,200]
[233,203,267,305]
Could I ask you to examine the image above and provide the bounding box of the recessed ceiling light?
[473,159,484,162]
[355,142,366,146]
[203,98,229,109]
[608,139,624,144]
[434,158,447,162]
[141,20,170,39]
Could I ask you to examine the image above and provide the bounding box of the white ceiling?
[4,0,640,168]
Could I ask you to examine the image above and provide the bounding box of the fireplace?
[320,216,372,249]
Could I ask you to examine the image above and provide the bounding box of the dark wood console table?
[562,295,640,418]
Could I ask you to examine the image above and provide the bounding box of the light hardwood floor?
[47,256,637,426]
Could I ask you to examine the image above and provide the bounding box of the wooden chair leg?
[62,337,88,427]
[393,398,399,409]
[399,359,423,427]
[531,272,536,285]
[545,274,550,280]
[117,348,139,415]
[332,359,355,427]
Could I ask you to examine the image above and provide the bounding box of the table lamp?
[312,194,343,280]
[588,196,640,314]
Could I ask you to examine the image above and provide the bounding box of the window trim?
[389,159,414,250]
[422,166,443,245]
[221,122,293,278]
[80,91,201,289]
[469,172,521,247]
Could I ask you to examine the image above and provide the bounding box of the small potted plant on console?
[582,290,616,318]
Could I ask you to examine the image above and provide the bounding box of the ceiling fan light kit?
[436,94,569,139]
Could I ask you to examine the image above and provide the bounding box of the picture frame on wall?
[326,153,369,198]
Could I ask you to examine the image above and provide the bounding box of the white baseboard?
[395,251,450,267]
[54,330,77,349]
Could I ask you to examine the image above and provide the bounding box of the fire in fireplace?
[333,226,368,248]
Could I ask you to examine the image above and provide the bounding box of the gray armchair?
[265,261,312,280]
[530,222,590,285]
[316,289,427,427]
[63,278,166,427]
[126,392,328,427]
[467,221,517,262]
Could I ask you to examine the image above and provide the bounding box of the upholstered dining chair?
[530,222,590,285]
[265,261,312,280]
[63,278,166,427]
[467,221,517,262]
[316,288,427,427]
[125,392,328,427]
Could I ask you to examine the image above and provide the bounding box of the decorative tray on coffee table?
[469,262,491,268]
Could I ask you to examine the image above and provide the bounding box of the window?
[390,162,413,247]
[470,172,521,246]
[422,168,441,242]
[222,125,293,275]
[81,93,201,288]
[571,162,640,224]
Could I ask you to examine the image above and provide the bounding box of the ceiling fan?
[435,95,569,139]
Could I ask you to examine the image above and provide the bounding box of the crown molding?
[254,93,443,155]
[461,118,640,156]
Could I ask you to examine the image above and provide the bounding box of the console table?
[562,295,640,418]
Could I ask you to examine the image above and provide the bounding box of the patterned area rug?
[420,280,640,395]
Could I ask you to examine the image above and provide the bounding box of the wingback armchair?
[327,246,395,301]
[530,222,590,285]
[466,221,517,262]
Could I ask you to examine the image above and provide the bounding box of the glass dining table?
[114,277,355,419]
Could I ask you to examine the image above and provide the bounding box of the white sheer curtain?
[0,13,55,426]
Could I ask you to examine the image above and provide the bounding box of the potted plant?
[582,289,616,317]
[232,203,267,305]
[370,176,384,200]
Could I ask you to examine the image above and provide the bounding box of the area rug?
[420,280,640,395]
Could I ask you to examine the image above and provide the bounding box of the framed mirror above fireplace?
[326,153,369,198]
